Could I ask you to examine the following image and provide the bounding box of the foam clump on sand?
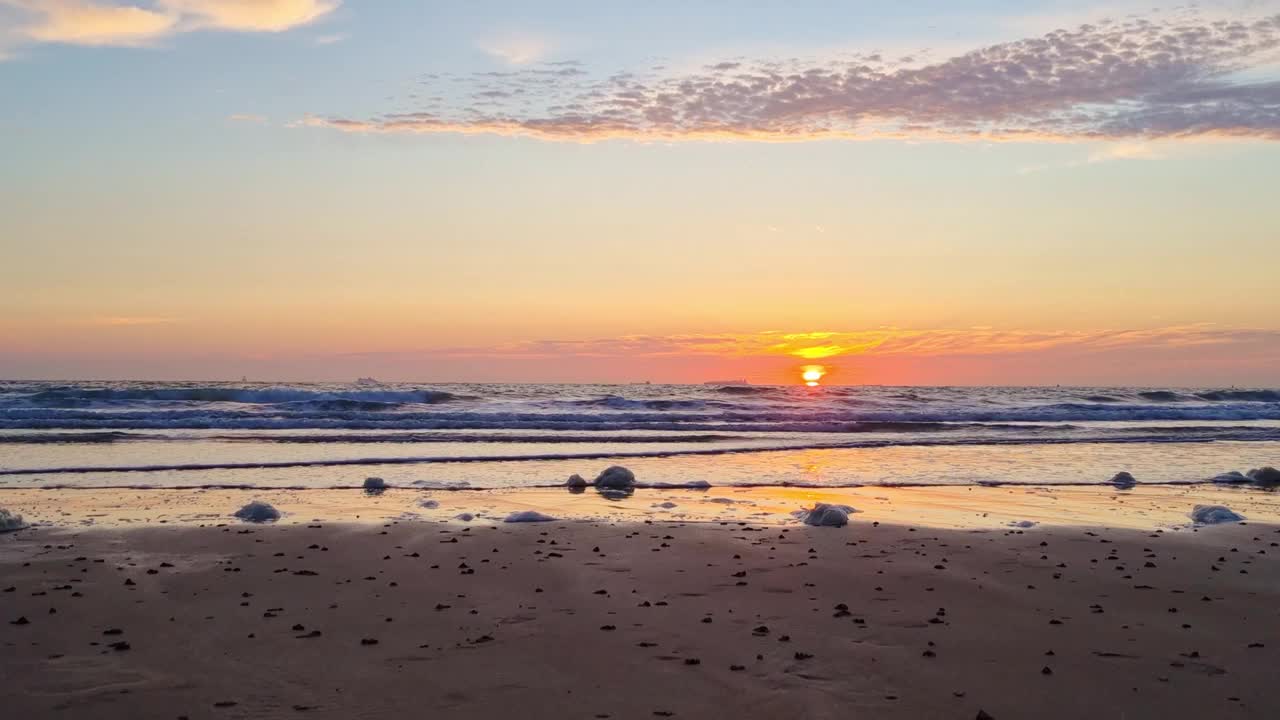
[0,508,28,533]
[233,501,281,523]
[594,466,636,489]
[1190,505,1244,524]
[363,477,388,492]
[504,511,557,523]
[455,513,475,522]
[1010,520,1037,528]
[1247,467,1280,484]
[418,499,439,509]
[565,474,589,488]
[1109,471,1137,489]
[796,503,856,527]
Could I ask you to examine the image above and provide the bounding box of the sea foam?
[1190,505,1244,524]
[233,501,280,523]
[504,511,556,523]
[0,508,27,532]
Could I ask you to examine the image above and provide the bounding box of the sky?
[1,0,1279,385]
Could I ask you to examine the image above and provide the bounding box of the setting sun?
[801,365,827,386]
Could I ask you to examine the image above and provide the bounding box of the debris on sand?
[454,513,475,522]
[0,508,27,533]
[565,474,589,488]
[418,499,439,509]
[1190,505,1244,525]
[795,503,857,527]
[1211,471,1249,484]
[232,501,281,523]
[363,477,388,493]
[504,511,557,523]
[594,466,636,490]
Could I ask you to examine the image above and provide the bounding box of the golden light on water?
[801,364,826,386]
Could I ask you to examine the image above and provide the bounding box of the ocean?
[1,381,1278,491]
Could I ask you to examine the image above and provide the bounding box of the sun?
[801,365,826,386]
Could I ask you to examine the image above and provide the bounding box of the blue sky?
[2,1,1279,383]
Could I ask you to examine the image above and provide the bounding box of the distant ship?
[354,377,381,386]
[703,379,749,385]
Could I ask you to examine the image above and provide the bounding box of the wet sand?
[2,507,1278,719]
[4,481,1280,530]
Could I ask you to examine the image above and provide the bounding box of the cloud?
[2,0,337,48]
[302,10,1280,143]
[477,31,552,65]
[227,112,265,123]
[90,316,179,327]
[312,31,344,45]
[1086,141,1165,163]
[430,325,1279,361]
[11,0,176,46]
[160,0,337,33]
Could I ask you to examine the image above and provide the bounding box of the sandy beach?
[3,486,1278,719]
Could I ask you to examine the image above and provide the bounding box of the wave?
[206,432,739,444]
[0,431,158,444]
[6,402,1280,431]
[1137,391,1191,402]
[1194,389,1280,402]
[565,395,718,411]
[709,385,776,396]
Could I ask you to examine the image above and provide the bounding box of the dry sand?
[2,500,1278,719]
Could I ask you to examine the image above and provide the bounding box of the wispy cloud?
[1,0,338,50]
[477,31,553,65]
[1086,141,1166,164]
[227,112,266,123]
[162,0,337,33]
[430,325,1279,360]
[302,10,1280,143]
[90,316,180,327]
[8,0,177,47]
[312,31,345,45]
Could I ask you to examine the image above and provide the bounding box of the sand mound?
[233,501,281,523]
[796,503,856,527]
[0,508,28,533]
[595,466,636,489]
[1190,505,1244,524]
[504,511,557,523]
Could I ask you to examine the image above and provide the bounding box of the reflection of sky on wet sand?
[7,440,1275,491]
[3,484,1278,532]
